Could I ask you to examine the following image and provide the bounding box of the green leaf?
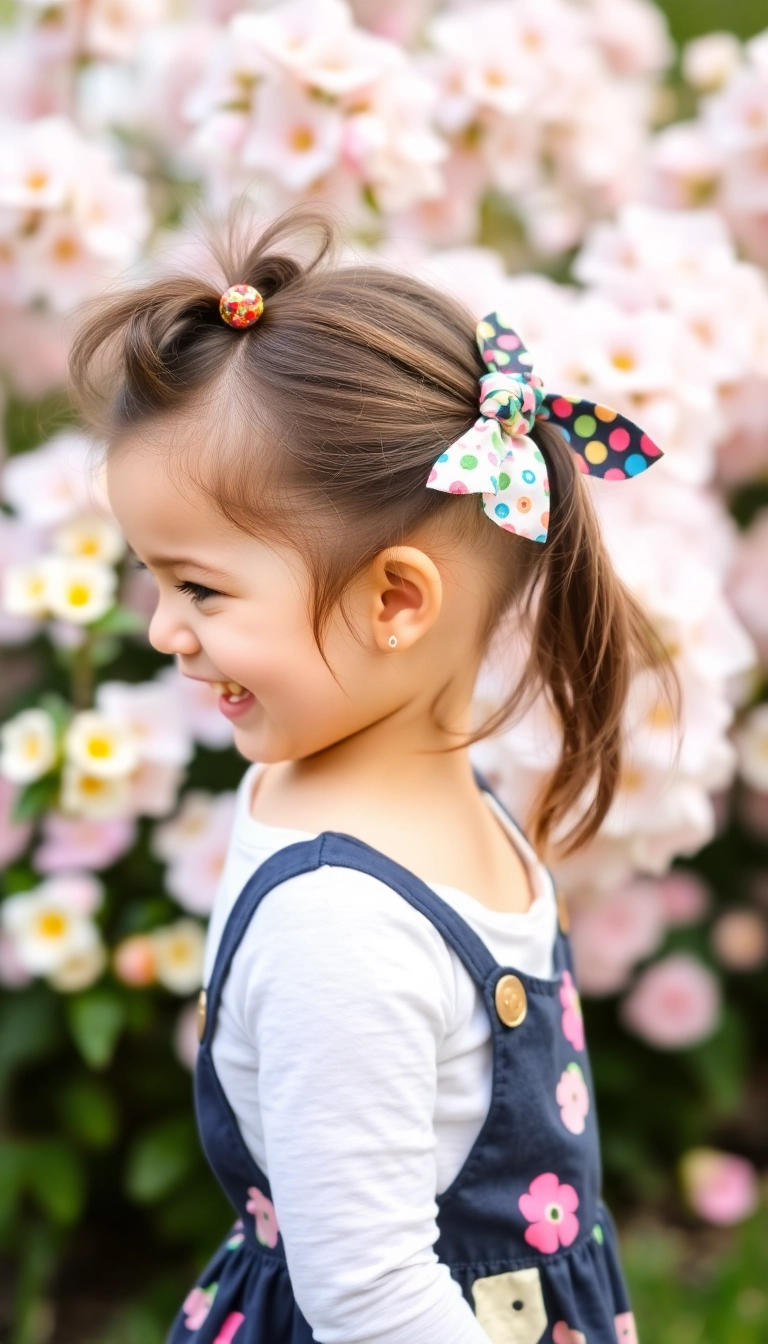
[0,1139,25,1232]
[88,636,122,667]
[37,693,72,735]
[89,605,147,637]
[11,772,60,823]
[0,990,61,1093]
[66,990,126,1069]
[25,1139,85,1225]
[58,1078,119,1149]
[124,1115,198,1204]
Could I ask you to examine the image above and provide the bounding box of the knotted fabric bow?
[427,312,662,543]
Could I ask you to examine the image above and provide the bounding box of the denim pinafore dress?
[168,786,638,1344]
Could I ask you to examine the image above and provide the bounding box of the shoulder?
[229,860,459,1031]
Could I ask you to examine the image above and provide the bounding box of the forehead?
[106,442,242,567]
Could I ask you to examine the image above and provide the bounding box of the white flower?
[42,554,117,624]
[151,919,206,995]
[64,710,139,780]
[682,32,742,93]
[48,941,108,992]
[0,709,57,784]
[242,81,344,192]
[734,704,768,792]
[60,764,132,819]
[52,514,126,566]
[1,880,101,976]
[2,560,50,618]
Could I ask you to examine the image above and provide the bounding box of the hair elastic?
[219,284,264,329]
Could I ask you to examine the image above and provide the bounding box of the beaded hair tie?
[219,284,264,329]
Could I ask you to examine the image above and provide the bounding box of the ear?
[368,546,443,655]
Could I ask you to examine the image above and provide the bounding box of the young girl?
[71,207,668,1344]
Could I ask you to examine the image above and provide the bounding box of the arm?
[242,865,492,1344]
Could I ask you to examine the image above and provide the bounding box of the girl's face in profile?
[108,442,394,764]
[106,438,479,766]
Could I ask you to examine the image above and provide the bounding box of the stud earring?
[388,635,398,648]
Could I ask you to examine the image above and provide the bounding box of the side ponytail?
[481,420,677,857]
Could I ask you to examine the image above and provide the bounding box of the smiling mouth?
[210,680,251,703]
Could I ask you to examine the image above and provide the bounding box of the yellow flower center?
[611,351,636,371]
[81,775,108,796]
[22,737,42,759]
[290,126,315,152]
[54,236,80,263]
[66,582,91,606]
[36,911,68,939]
[26,171,48,191]
[87,737,113,759]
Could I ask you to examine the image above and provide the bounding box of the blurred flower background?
[0,0,767,1340]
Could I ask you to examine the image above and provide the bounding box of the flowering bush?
[1,0,768,1336]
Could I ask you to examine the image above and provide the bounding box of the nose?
[148,598,201,658]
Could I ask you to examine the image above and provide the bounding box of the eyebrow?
[133,552,230,579]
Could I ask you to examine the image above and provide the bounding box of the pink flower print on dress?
[212,1313,245,1344]
[183,1282,217,1329]
[560,970,585,1051]
[615,1311,639,1343]
[246,1186,279,1247]
[519,1172,580,1253]
[226,1218,245,1250]
[556,1062,590,1135]
[553,1323,587,1344]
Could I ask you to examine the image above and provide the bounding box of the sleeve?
[240,865,493,1344]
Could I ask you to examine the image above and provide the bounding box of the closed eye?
[130,557,221,606]
[174,579,221,604]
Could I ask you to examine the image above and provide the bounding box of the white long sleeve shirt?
[202,762,558,1344]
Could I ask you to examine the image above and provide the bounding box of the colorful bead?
[219,284,264,330]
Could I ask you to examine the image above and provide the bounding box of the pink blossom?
[657,872,711,926]
[728,511,768,666]
[173,999,200,1072]
[113,934,157,987]
[711,910,768,972]
[519,1172,579,1253]
[680,1148,759,1226]
[552,1323,586,1344]
[33,812,136,874]
[559,971,585,1051]
[183,1283,217,1330]
[621,953,721,1049]
[160,665,233,751]
[556,1064,590,1136]
[569,880,666,995]
[0,929,34,988]
[0,776,33,868]
[157,792,237,914]
[2,431,108,526]
[614,1312,639,1344]
[245,1187,279,1248]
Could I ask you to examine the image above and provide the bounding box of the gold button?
[197,988,207,1042]
[495,974,527,1028]
[557,893,570,935]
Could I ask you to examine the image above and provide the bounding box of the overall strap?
[200,830,501,1047]
[472,767,571,973]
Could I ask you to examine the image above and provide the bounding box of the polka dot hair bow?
[427,312,663,543]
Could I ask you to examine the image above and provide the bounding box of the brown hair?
[70,205,674,856]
